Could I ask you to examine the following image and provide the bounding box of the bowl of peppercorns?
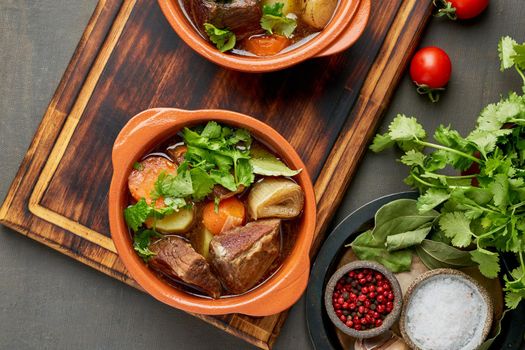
[324,260,402,338]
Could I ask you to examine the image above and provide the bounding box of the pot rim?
[157,0,365,72]
[108,108,316,315]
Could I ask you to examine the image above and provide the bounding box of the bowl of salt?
[399,268,493,350]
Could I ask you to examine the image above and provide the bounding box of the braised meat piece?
[149,236,222,298]
[184,0,264,40]
[209,219,281,294]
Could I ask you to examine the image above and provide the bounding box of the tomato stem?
[433,0,457,20]
[415,83,445,103]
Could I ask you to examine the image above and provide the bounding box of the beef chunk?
[209,219,281,294]
[149,236,222,298]
[184,0,264,40]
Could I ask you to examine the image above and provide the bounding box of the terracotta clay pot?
[157,0,371,72]
[108,108,316,316]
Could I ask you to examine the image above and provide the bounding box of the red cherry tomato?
[409,47,452,102]
[410,47,452,88]
[437,0,489,20]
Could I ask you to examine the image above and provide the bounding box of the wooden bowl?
[399,269,493,350]
[108,108,316,316]
[157,0,371,72]
[324,261,403,339]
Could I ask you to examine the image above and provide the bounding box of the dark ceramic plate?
[306,192,525,350]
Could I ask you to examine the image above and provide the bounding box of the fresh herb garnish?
[133,162,143,171]
[261,3,297,38]
[204,23,236,52]
[124,121,300,234]
[133,229,162,260]
[368,36,525,309]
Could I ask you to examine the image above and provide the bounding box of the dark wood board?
[0,0,433,349]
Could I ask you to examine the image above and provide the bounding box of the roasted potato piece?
[302,0,338,30]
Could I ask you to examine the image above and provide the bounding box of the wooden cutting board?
[0,0,433,348]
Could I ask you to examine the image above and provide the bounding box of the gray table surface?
[1,1,525,349]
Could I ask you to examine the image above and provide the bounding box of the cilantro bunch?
[124,121,300,258]
[370,36,525,309]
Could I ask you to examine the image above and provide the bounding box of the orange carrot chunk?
[245,35,291,57]
[202,197,246,235]
[128,156,177,207]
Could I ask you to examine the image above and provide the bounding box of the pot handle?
[239,255,311,316]
[314,0,371,58]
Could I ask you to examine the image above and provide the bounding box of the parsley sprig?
[371,36,525,309]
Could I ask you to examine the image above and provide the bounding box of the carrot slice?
[244,35,291,56]
[128,156,177,206]
[202,197,246,235]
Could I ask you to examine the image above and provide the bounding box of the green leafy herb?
[124,198,178,232]
[415,239,476,270]
[204,23,236,52]
[124,199,152,232]
[261,3,297,38]
[249,146,301,177]
[350,199,438,272]
[125,121,301,234]
[370,36,525,308]
[470,249,500,279]
[439,212,474,248]
[499,36,525,91]
[351,230,413,273]
[385,223,433,252]
[133,229,161,260]
[133,162,143,171]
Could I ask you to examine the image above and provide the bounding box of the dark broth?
[178,0,336,56]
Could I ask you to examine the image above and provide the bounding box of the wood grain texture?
[0,0,432,348]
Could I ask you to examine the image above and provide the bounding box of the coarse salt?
[405,275,489,350]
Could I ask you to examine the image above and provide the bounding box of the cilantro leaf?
[400,150,426,167]
[470,249,500,279]
[152,170,193,199]
[513,44,525,70]
[499,36,518,71]
[505,291,524,309]
[133,229,161,260]
[124,199,152,232]
[388,114,427,141]
[370,133,395,152]
[489,173,509,208]
[210,169,237,191]
[201,121,222,139]
[190,167,215,201]
[417,189,450,212]
[467,129,512,158]
[439,212,473,248]
[261,3,297,38]
[476,93,524,131]
[235,158,255,187]
[263,2,285,16]
[204,23,236,52]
